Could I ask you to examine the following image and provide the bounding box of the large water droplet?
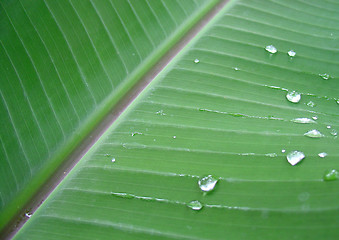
[319,73,330,80]
[287,50,296,57]
[265,45,277,53]
[187,200,203,211]
[304,129,324,138]
[292,118,316,124]
[198,175,218,192]
[286,91,301,103]
[194,59,200,64]
[307,101,316,107]
[318,152,328,158]
[286,151,305,166]
[323,169,338,181]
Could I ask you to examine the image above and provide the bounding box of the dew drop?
[286,151,305,166]
[233,67,240,71]
[265,153,278,157]
[281,149,286,153]
[198,175,218,192]
[265,45,277,54]
[327,125,331,129]
[187,200,203,211]
[304,129,324,138]
[312,116,318,120]
[156,110,166,116]
[319,73,330,80]
[131,132,143,136]
[330,129,338,136]
[318,152,328,158]
[194,59,200,64]
[286,91,301,103]
[306,101,316,107]
[287,50,296,57]
[292,118,316,124]
[323,169,338,181]
[111,158,116,163]
[25,212,32,218]
[173,136,176,139]
[336,99,339,105]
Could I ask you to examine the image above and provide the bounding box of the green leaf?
[0,0,218,232]
[4,0,339,239]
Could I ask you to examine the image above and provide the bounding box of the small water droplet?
[111,158,116,163]
[194,59,200,64]
[306,101,316,107]
[281,149,286,153]
[187,200,203,211]
[286,151,305,166]
[286,91,301,103]
[304,129,324,138]
[292,118,316,124]
[330,129,338,136]
[319,73,330,80]
[312,116,318,120]
[25,212,32,218]
[233,67,240,71]
[298,192,309,202]
[198,175,218,192]
[265,45,277,54]
[173,136,176,139]
[287,50,296,57]
[336,99,339,105]
[318,152,328,158]
[156,110,166,115]
[327,125,331,129]
[265,153,278,157]
[131,132,143,136]
[323,169,338,181]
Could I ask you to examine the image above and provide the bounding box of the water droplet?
[287,50,296,57]
[330,129,338,136]
[194,59,200,64]
[111,158,116,163]
[198,175,218,192]
[25,212,32,218]
[298,192,309,202]
[173,136,176,139]
[319,73,330,80]
[286,151,305,166]
[312,116,318,120]
[187,200,203,211]
[131,132,142,136]
[318,152,327,158]
[306,101,316,107]
[265,45,277,54]
[304,129,324,138]
[323,169,338,181]
[327,125,331,129]
[286,91,301,103]
[281,149,286,153]
[233,67,240,71]
[336,99,339,105]
[292,118,316,124]
[156,110,166,115]
[265,153,278,157]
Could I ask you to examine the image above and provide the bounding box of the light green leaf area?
[0,0,217,230]
[14,0,339,239]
